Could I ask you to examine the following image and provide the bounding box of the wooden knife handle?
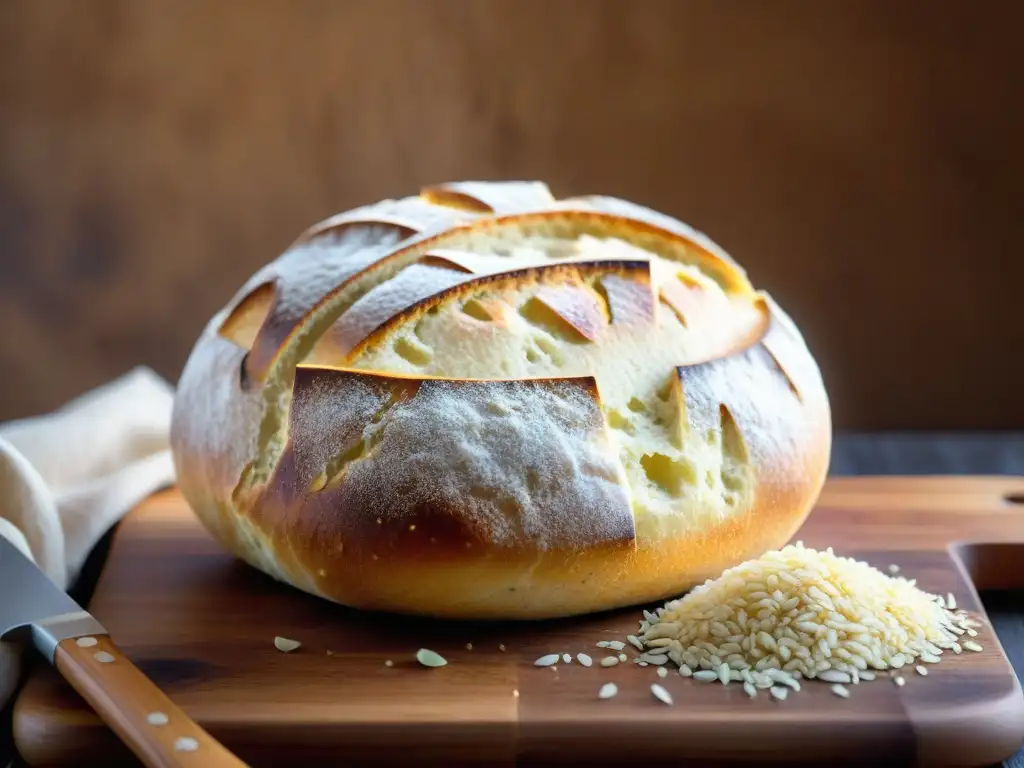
[53,635,249,768]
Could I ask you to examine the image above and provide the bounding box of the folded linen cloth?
[0,367,177,712]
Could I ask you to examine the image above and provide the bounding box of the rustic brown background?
[0,0,1021,430]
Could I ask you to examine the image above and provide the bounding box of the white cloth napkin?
[0,367,177,711]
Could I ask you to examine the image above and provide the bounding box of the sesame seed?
[894,675,906,687]
[963,641,984,652]
[174,737,199,752]
[888,564,900,574]
[273,637,301,653]
[466,643,473,651]
[146,712,168,726]
[384,660,393,667]
[915,665,928,676]
[416,649,447,667]
[600,656,620,667]
[75,637,98,648]
[598,683,618,699]
[534,654,560,667]
[498,644,507,652]
[618,653,628,662]
[831,684,850,698]
[94,651,115,664]
[562,654,572,664]
[513,689,519,698]
[651,684,673,705]
[577,653,593,667]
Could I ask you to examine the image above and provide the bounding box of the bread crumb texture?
[171,180,832,618]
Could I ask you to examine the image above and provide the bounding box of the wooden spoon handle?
[53,634,248,768]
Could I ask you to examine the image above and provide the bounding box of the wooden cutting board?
[13,477,1024,767]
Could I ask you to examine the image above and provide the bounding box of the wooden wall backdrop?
[0,0,1021,431]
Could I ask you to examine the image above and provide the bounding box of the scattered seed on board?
[562,654,572,664]
[657,667,669,678]
[598,683,618,699]
[498,644,507,652]
[964,641,984,653]
[693,670,719,682]
[887,564,900,574]
[513,689,520,698]
[577,653,593,667]
[384,660,393,667]
[94,651,115,664]
[638,662,648,667]
[916,665,928,676]
[466,643,473,651]
[966,627,978,638]
[770,686,788,701]
[76,637,98,648]
[651,684,673,705]
[860,671,876,681]
[618,653,628,662]
[831,684,850,698]
[596,641,609,648]
[894,675,906,687]
[607,641,626,651]
[601,656,620,667]
[534,654,560,667]
[174,737,199,753]
[416,649,448,667]
[146,712,168,726]
[274,637,301,653]
[627,635,644,651]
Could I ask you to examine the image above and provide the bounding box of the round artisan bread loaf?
[170,181,832,620]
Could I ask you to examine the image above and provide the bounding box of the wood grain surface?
[1,1,1023,430]
[12,477,1024,767]
[52,635,247,768]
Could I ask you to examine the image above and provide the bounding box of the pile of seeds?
[631,542,981,698]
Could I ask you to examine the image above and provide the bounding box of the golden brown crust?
[169,181,832,620]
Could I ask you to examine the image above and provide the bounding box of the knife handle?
[53,634,249,768]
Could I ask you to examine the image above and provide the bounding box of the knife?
[0,534,249,767]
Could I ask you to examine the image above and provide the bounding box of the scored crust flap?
[259,366,637,574]
[420,180,556,213]
[671,302,830,517]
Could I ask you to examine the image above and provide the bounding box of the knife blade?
[0,533,248,767]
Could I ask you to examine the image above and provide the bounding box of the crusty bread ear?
[170,181,831,620]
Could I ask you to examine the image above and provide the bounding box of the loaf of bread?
[170,181,831,620]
